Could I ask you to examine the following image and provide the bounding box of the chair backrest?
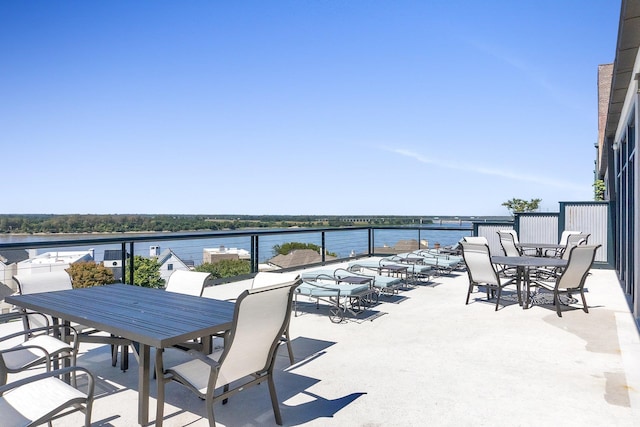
[461,242,500,286]
[558,230,581,245]
[557,245,600,290]
[463,236,489,245]
[251,272,301,289]
[501,229,519,244]
[561,234,590,260]
[497,231,521,257]
[215,279,300,387]
[13,271,73,329]
[164,270,211,297]
[14,271,73,295]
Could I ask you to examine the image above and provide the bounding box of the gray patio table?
[6,283,235,426]
[491,256,568,308]
[516,242,565,257]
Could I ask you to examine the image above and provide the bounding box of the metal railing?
[0,225,473,282]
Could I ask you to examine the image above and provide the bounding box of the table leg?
[201,335,212,354]
[137,343,150,425]
[524,267,532,309]
[516,267,525,308]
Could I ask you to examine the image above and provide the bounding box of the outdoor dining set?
[0,270,301,426]
[461,230,600,316]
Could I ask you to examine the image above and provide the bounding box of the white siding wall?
[564,203,609,262]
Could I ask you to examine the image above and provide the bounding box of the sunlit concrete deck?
[6,261,640,426]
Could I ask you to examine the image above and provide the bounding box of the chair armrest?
[186,349,221,370]
[0,324,79,347]
[0,366,94,396]
[0,345,52,369]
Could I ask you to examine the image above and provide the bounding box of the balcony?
[1,224,638,426]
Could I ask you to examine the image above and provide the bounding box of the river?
[0,226,472,265]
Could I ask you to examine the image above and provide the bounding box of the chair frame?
[1,311,79,386]
[0,365,94,426]
[532,244,600,317]
[13,272,132,371]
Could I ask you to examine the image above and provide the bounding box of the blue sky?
[0,1,620,216]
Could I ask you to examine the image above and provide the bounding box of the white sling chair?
[164,270,211,297]
[461,242,519,310]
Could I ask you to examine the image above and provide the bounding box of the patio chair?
[13,271,131,371]
[155,280,299,426]
[0,362,94,427]
[497,230,522,257]
[204,272,300,363]
[0,311,78,387]
[165,270,211,297]
[543,230,581,257]
[461,242,519,310]
[531,245,600,317]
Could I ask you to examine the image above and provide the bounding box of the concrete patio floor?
[4,261,640,426]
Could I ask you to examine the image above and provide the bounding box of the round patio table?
[491,256,567,308]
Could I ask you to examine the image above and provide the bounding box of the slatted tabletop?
[7,283,235,348]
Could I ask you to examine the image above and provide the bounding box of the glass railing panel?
[324,228,370,259]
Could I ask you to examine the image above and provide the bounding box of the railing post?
[121,242,126,283]
[129,242,134,285]
[251,235,259,274]
[321,232,326,264]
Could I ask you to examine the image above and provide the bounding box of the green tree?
[195,259,251,279]
[594,179,606,201]
[272,242,338,257]
[125,255,165,288]
[501,198,541,215]
[66,261,116,288]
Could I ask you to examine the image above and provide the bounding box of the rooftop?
[4,260,640,426]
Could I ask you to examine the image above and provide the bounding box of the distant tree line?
[0,214,434,234]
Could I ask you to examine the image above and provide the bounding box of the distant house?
[155,248,191,283]
[0,249,29,313]
[203,246,250,264]
[266,249,336,270]
[17,250,94,275]
[103,249,129,282]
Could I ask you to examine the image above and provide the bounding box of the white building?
[16,250,94,276]
[153,247,191,283]
[203,246,250,264]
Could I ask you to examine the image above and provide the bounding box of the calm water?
[0,226,472,265]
